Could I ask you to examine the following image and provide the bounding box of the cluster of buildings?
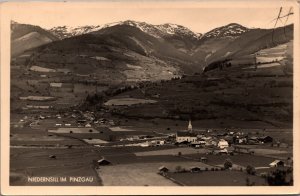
[175,120,275,150]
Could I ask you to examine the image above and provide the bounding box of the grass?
[167,170,267,186]
[97,163,177,186]
[104,98,157,106]
[96,160,213,186]
[104,66,292,128]
[48,127,99,134]
[134,147,210,156]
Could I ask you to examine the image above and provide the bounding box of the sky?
[9,3,294,33]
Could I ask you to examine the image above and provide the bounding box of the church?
[176,120,197,143]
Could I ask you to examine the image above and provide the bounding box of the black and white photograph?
[1,0,299,195]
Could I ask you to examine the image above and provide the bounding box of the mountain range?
[11,20,293,81]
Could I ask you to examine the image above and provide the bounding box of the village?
[10,108,293,186]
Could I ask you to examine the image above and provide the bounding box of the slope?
[11,21,59,57]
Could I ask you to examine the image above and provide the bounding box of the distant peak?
[203,23,249,39]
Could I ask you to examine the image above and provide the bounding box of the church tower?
[188,119,192,132]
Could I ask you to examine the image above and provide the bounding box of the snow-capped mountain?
[121,20,202,40]
[49,20,202,40]
[49,25,104,39]
[202,23,249,39]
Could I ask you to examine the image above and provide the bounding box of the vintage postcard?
[1,0,299,195]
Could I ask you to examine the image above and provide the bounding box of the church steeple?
[188,119,192,132]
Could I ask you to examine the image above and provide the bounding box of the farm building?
[97,158,111,166]
[258,136,273,143]
[176,120,197,143]
[217,139,229,149]
[190,167,201,173]
[269,160,284,167]
[200,157,208,163]
[158,166,169,173]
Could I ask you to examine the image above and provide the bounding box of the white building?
[217,139,229,149]
[176,120,197,143]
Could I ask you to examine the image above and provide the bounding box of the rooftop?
[176,131,197,137]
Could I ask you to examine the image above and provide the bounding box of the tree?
[266,169,291,186]
[246,165,256,175]
[175,165,182,173]
[224,159,233,169]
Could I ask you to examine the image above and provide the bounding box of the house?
[269,160,284,167]
[49,155,56,159]
[97,158,111,166]
[237,138,247,144]
[258,136,273,143]
[217,139,229,149]
[85,123,92,128]
[200,157,208,163]
[176,120,197,143]
[158,166,169,173]
[190,167,201,173]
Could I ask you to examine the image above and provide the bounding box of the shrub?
[175,166,182,173]
[224,159,233,169]
[246,165,256,175]
[266,169,292,186]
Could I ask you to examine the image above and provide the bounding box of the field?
[134,147,210,156]
[167,171,267,186]
[30,66,56,72]
[103,64,292,129]
[48,127,99,134]
[104,98,157,106]
[97,160,213,186]
[83,139,109,144]
[184,153,276,168]
[10,147,102,186]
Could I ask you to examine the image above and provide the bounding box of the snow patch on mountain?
[49,20,202,40]
[203,23,249,39]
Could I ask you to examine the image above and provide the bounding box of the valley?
[9,19,294,186]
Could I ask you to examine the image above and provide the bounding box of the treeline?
[204,59,232,72]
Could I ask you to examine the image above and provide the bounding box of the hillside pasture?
[104,98,157,106]
[30,66,56,73]
[48,127,99,134]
